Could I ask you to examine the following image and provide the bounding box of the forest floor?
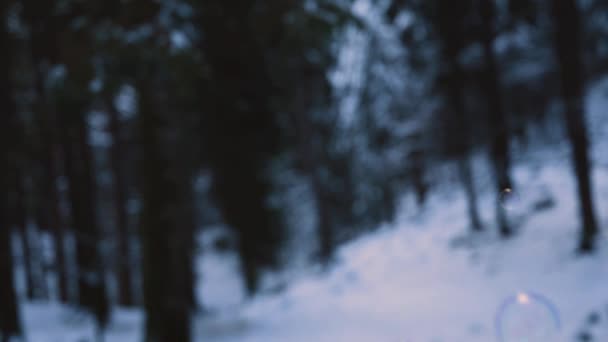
[18,79,608,342]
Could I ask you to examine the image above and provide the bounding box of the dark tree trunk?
[210,169,279,295]
[23,0,71,302]
[15,177,37,299]
[551,0,599,252]
[0,5,23,335]
[59,87,109,329]
[42,142,70,303]
[478,0,513,237]
[106,96,135,307]
[438,0,483,232]
[448,61,483,232]
[25,166,50,301]
[34,68,70,303]
[313,174,334,266]
[289,88,336,266]
[411,149,428,207]
[198,2,284,295]
[139,83,192,342]
[179,188,197,311]
[457,158,483,231]
[0,207,22,342]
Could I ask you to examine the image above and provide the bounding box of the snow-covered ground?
[221,162,608,342]
[16,81,608,341]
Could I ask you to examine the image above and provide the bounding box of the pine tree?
[551,0,599,252]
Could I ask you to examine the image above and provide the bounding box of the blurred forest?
[0,0,607,341]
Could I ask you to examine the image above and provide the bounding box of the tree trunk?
[59,87,109,329]
[448,61,483,232]
[44,146,70,303]
[31,68,70,303]
[479,0,513,237]
[106,95,135,307]
[198,2,285,295]
[15,177,37,299]
[438,0,483,232]
[457,158,483,231]
[23,0,71,303]
[180,188,197,311]
[139,83,191,342]
[0,206,22,341]
[551,0,599,252]
[313,174,334,266]
[0,4,23,335]
[292,105,335,266]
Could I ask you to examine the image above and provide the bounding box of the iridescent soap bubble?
[499,187,521,211]
[496,292,561,342]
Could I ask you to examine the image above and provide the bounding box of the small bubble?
[496,292,561,342]
[499,188,522,211]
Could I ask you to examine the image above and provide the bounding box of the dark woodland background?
[1,0,607,341]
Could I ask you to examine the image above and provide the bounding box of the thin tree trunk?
[449,62,483,232]
[479,0,513,237]
[106,95,135,307]
[457,158,483,231]
[313,174,334,266]
[0,207,22,341]
[60,91,109,329]
[45,148,70,303]
[291,98,335,266]
[15,178,37,299]
[31,207,51,300]
[23,0,71,303]
[411,150,428,208]
[180,188,197,310]
[35,70,70,303]
[437,0,483,232]
[551,0,599,252]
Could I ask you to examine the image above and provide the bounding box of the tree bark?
[106,95,135,307]
[438,0,483,232]
[551,0,599,252]
[479,0,513,237]
[139,82,192,342]
[198,2,285,295]
[0,205,22,342]
[23,0,71,302]
[457,158,483,231]
[15,177,37,299]
[42,138,70,303]
[59,85,109,329]
[0,4,23,335]
[448,60,483,232]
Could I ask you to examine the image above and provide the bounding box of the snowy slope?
[222,162,608,342]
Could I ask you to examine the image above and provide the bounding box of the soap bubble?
[496,292,561,342]
[499,187,521,211]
